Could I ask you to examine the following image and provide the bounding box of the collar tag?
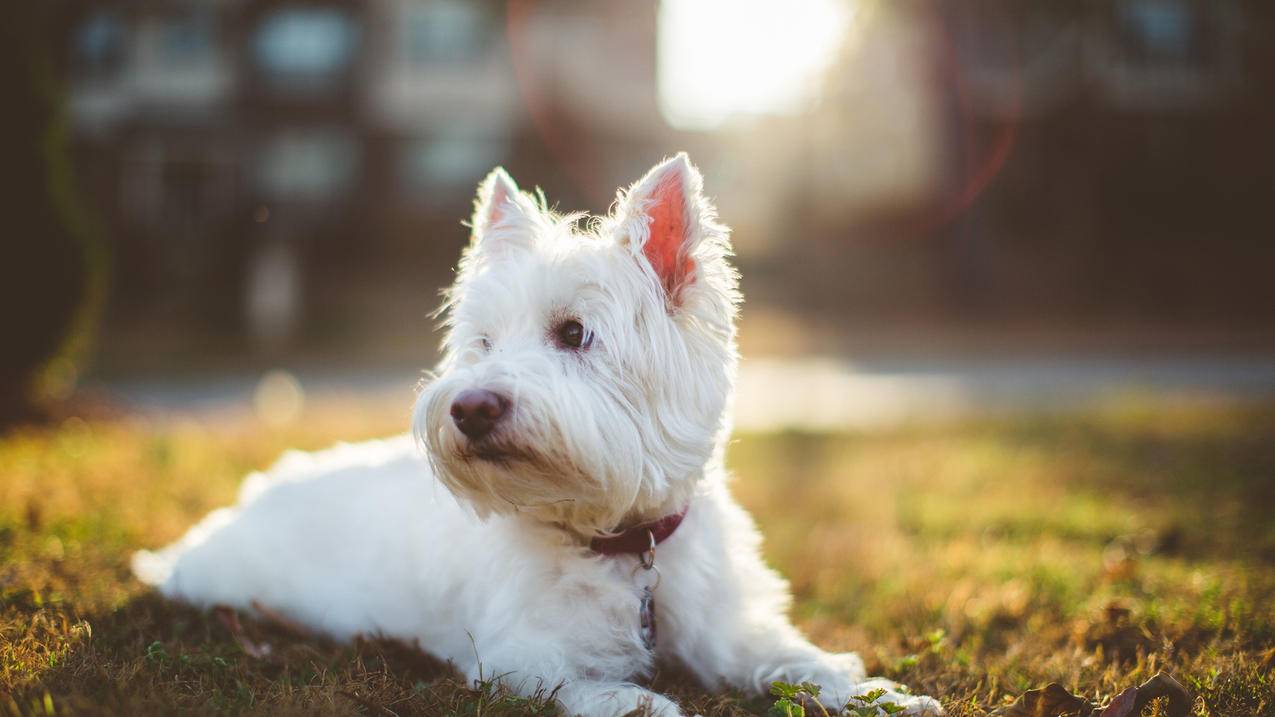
[631,529,662,651]
[638,585,657,651]
[590,509,687,652]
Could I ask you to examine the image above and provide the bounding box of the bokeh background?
[6,0,1275,424]
[4,3,1275,714]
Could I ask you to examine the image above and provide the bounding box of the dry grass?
[1,398,1273,715]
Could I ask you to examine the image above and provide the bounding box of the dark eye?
[554,319,590,350]
[480,337,492,352]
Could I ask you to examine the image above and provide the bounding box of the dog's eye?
[553,319,590,350]
[480,337,492,352]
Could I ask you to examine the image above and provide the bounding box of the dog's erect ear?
[470,167,538,252]
[615,153,716,307]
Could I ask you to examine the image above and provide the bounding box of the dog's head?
[413,154,739,534]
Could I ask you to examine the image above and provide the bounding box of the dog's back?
[134,436,450,640]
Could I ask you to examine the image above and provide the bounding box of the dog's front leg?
[674,602,941,716]
[460,660,683,717]
[664,497,942,715]
[553,680,683,717]
[458,609,684,717]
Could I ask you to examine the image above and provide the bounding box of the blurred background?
[6,0,1275,428]
[7,7,1275,711]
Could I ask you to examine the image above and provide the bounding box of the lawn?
[1,398,1272,715]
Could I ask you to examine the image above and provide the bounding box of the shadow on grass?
[8,590,766,716]
[5,591,512,715]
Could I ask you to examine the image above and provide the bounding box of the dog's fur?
[133,155,942,716]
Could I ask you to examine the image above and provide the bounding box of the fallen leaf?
[1107,673,1190,717]
[994,672,1190,717]
[992,682,1091,716]
[1098,686,1139,717]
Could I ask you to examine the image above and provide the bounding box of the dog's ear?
[470,167,538,252]
[614,153,718,308]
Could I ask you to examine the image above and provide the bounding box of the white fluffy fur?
[133,155,942,716]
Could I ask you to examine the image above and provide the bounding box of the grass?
[1,397,1273,715]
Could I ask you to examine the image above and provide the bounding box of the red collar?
[589,508,688,556]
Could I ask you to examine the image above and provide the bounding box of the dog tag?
[639,586,657,650]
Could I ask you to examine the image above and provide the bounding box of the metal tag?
[639,585,657,651]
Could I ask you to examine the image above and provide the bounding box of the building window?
[1115,0,1207,68]
[73,11,126,78]
[405,0,490,65]
[257,130,359,202]
[254,7,359,86]
[399,134,506,203]
[159,11,216,67]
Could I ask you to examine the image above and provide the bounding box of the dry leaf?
[1098,686,1139,717]
[1105,673,1190,717]
[995,672,1189,717]
[992,682,1091,717]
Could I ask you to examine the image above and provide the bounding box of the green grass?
[2,399,1273,715]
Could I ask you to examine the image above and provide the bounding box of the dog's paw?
[830,678,943,716]
[557,681,683,717]
[826,651,867,683]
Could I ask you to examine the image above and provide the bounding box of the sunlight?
[658,0,854,130]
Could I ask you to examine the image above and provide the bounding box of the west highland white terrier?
[134,154,943,716]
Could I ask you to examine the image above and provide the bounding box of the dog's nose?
[450,389,508,440]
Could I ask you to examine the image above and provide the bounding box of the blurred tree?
[0,3,106,424]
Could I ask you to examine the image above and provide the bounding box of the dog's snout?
[450,389,508,440]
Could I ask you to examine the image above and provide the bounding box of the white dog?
[134,155,942,716]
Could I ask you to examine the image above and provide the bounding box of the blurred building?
[65,0,667,350]
[933,0,1270,322]
[61,0,1275,366]
[722,0,1275,327]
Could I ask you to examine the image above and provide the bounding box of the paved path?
[734,355,1275,429]
[90,354,1275,431]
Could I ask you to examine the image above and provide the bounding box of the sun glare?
[658,0,853,130]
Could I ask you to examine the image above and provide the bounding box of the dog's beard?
[443,445,588,520]
[457,436,536,465]
[413,377,647,534]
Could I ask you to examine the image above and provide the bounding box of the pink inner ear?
[644,175,696,299]
[485,181,510,229]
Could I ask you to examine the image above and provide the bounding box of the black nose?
[450,389,508,440]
